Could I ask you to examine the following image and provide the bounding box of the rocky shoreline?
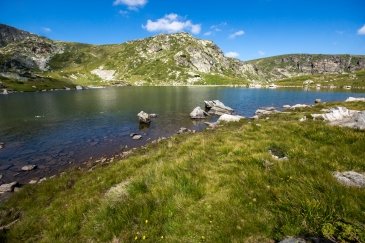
[1,96,365,201]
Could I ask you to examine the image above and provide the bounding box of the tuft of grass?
[0,101,365,242]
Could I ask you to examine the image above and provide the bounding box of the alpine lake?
[0,86,364,184]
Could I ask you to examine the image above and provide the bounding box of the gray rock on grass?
[333,171,365,187]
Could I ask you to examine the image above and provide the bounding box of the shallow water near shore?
[0,86,364,185]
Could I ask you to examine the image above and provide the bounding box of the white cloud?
[42,27,52,32]
[229,30,245,39]
[118,10,129,16]
[210,22,227,32]
[225,51,239,58]
[357,24,365,35]
[203,22,227,36]
[335,30,345,35]
[143,13,201,34]
[258,50,265,56]
[113,0,147,10]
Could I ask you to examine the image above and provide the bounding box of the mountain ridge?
[0,23,365,91]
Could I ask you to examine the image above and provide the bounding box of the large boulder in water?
[190,106,208,119]
[204,100,233,115]
[137,111,151,124]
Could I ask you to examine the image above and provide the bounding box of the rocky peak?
[0,24,37,47]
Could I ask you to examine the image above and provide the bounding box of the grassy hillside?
[274,70,365,89]
[1,101,364,242]
[2,24,364,90]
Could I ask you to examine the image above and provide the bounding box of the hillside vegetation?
[1,101,364,242]
[1,24,365,91]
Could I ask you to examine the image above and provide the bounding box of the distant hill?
[0,24,365,91]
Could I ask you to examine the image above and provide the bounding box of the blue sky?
[1,0,365,60]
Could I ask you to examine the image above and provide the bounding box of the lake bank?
[1,87,365,195]
[1,100,364,242]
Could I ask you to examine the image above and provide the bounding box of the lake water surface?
[0,86,364,184]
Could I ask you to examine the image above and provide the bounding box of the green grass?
[0,76,75,92]
[276,70,365,89]
[197,74,249,85]
[1,103,365,242]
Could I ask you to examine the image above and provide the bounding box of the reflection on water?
[0,86,364,183]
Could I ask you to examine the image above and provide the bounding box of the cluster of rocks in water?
[190,100,244,128]
[0,163,39,194]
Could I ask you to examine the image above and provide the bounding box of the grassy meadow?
[0,101,364,242]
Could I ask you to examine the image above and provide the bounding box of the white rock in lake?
[137,111,151,124]
[132,134,142,140]
[190,106,208,119]
[75,85,83,90]
[21,165,37,171]
[345,97,365,102]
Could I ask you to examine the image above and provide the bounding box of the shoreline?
[1,96,365,200]
[2,83,365,95]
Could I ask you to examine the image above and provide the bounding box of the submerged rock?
[0,181,18,193]
[137,111,151,124]
[190,106,208,119]
[132,134,142,140]
[0,142,4,149]
[314,98,322,104]
[333,171,365,187]
[204,100,233,115]
[21,164,37,171]
[149,113,158,118]
[345,97,365,102]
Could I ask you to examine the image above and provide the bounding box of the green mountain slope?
[1,24,365,91]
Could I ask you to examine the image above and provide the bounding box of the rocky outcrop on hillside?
[0,24,36,47]
[249,54,365,81]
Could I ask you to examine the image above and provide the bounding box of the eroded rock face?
[0,24,35,47]
[91,67,116,81]
[333,171,365,187]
